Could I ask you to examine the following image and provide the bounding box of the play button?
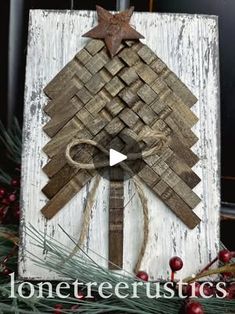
[72,131,145,181]
[109,149,127,166]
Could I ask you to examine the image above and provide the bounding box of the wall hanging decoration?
[20,8,220,280]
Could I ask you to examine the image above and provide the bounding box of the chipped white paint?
[19,10,220,280]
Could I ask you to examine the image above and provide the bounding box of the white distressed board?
[19,10,220,280]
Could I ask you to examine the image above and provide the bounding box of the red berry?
[169,256,183,272]
[11,178,20,187]
[1,268,11,276]
[136,271,149,281]
[0,188,6,198]
[1,198,10,205]
[75,291,85,300]
[13,207,20,221]
[185,301,204,314]
[222,272,233,280]
[202,283,214,297]
[8,194,17,203]
[187,282,201,297]
[219,250,232,263]
[226,283,235,300]
[54,304,63,314]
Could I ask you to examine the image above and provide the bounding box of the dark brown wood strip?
[109,167,124,269]
[152,181,201,229]
[168,133,199,168]
[43,96,83,137]
[41,170,93,219]
[44,78,82,117]
[44,59,81,99]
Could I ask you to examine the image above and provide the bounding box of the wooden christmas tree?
[40,6,201,269]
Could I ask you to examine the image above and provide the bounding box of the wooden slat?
[137,84,158,104]
[160,168,201,208]
[105,97,125,117]
[41,170,93,219]
[164,72,198,108]
[150,57,167,74]
[119,108,140,129]
[163,92,198,127]
[144,147,200,189]
[42,150,94,199]
[85,70,111,94]
[85,90,111,115]
[43,129,92,178]
[105,77,125,97]
[137,165,160,187]
[75,48,92,65]
[43,116,84,158]
[44,78,82,116]
[137,45,157,64]
[105,117,125,136]
[42,129,112,197]
[118,67,139,85]
[43,96,83,137]
[169,134,199,168]
[153,180,201,229]
[76,108,108,135]
[84,39,105,55]
[85,49,110,74]
[44,59,81,98]
[119,47,140,66]
[105,56,125,76]
[133,102,158,124]
[135,63,158,84]
[135,152,200,209]
[165,114,198,148]
[119,87,139,107]
[108,167,124,269]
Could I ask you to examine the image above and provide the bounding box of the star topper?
[83,6,144,57]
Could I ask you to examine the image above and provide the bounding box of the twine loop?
[65,130,167,170]
[65,129,168,272]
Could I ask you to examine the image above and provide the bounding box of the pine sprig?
[0,118,22,166]
[0,119,235,313]
[25,225,235,314]
[0,225,235,313]
[0,169,11,186]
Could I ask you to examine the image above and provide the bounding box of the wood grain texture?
[19,10,220,280]
[40,37,201,226]
[109,167,124,269]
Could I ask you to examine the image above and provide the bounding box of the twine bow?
[65,129,168,272]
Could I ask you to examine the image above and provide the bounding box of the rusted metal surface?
[83,6,144,57]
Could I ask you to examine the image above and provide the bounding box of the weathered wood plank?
[109,167,124,269]
[20,10,220,280]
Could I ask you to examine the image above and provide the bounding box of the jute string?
[65,129,168,272]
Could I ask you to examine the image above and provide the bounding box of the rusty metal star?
[82,5,144,57]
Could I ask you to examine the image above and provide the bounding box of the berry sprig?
[0,244,17,276]
[136,270,149,281]
[0,174,20,225]
[185,301,204,314]
[169,256,183,281]
[196,249,235,278]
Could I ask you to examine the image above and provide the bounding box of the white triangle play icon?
[109,149,127,167]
